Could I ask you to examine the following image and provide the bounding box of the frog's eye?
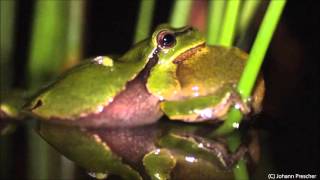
[157,31,176,49]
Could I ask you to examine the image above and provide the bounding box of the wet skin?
[26,24,264,128]
[18,24,265,180]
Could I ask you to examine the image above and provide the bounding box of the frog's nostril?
[186,27,194,32]
[31,100,43,110]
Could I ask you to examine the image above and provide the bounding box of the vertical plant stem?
[64,0,85,69]
[60,1,85,179]
[208,1,246,179]
[207,0,225,45]
[218,0,241,46]
[238,0,286,98]
[28,122,49,180]
[0,136,14,179]
[214,0,287,135]
[206,1,247,179]
[1,2,16,179]
[238,0,261,36]
[61,156,76,180]
[169,0,193,28]
[134,0,155,43]
[28,1,69,89]
[214,0,287,176]
[0,0,15,92]
[237,0,262,48]
[27,1,71,179]
[214,1,287,178]
[227,132,249,180]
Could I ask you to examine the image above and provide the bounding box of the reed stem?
[207,0,225,45]
[170,0,193,28]
[134,0,155,43]
[215,0,287,135]
[218,0,241,46]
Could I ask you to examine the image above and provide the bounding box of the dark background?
[4,0,320,178]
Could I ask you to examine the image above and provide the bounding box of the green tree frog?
[25,24,264,128]
[0,24,265,180]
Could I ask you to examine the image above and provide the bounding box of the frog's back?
[26,56,148,122]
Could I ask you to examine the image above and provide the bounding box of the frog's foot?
[194,91,251,122]
[160,132,248,169]
[223,145,248,168]
[189,134,248,168]
[229,91,251,115]
[161,88,252,123]
[87,172,108,179]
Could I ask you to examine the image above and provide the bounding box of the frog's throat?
[173,43,205,64]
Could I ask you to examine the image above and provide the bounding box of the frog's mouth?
[173,43,205,64]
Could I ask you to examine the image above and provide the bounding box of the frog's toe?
[234,99,251,115]
[87,172,108,179]
[229,91,251,116]
[225,145,248,168]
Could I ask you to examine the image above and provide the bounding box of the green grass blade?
[218,0,241,46]
[27,1,74,179]
[238,0,261,36]
[64,0,85,68]
[134,0,155,43]
[27,122,50,180]
[0,0,15,92]
[61,156,76,180]
[207,0,226,45]
[233,158,249,180]
[60,2,85,178]
[0,135,14,179]
[210,1,286,179]
[169,0,193,28]
[207,1,247,179]
[27,1,69,89]
[238,0,287,98]
[227,131,249,180]
[214,0,287,135]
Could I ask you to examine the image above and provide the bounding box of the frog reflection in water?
[27,24,264,180]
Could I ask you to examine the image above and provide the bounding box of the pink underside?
[73,74,163,128]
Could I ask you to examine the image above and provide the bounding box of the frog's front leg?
[158,132,248,170]
[143,149,176,180]
[160,87,250,123]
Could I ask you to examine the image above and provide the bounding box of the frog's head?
[145,24,206,100]
[151,24,205,65]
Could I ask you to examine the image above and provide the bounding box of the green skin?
[39,121,252,180]
[25,24,264,127]
[1,24,263,179]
